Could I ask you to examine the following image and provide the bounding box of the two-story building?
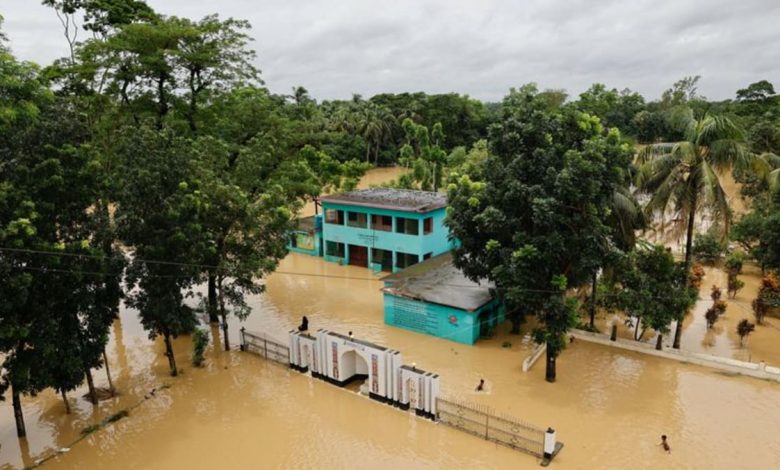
[317,188,456,272]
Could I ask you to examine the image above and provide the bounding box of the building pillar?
[392,251,398,272]
[344,243,350,265]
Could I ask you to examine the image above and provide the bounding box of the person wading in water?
[660,435,671,453]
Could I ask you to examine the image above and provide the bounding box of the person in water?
[298,316,308,332]
[660,435,671,453]
[475,379,485,392]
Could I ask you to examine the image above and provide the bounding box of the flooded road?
[3,168,780,470]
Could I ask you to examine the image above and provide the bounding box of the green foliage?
[737,319,755,346]
[446,84,634,381]
[752,274,780,325]
[692,232,725,264]
[608,245,697,340]
[192,328,209,367]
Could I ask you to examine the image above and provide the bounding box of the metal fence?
[436,396,546,458]
[240,329,290,365]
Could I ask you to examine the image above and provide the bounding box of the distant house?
[311,188,456,272]
[288,215,322,257]
[381,252,504,345]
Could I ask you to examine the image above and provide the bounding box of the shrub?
[737,319,755,346]
[705,308,719,329]
[752,273,780,325]
[192,328,209,367]
[725,252,745,275]
[710,285,722,302]
[692,232,725,264]
[689,264,706,290]
[727,275,745,299]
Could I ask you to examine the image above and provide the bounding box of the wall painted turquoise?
[383,293,504,345]
[321,202,456,270]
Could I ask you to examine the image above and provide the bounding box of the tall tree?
[608,245,696,348]
[446,84,632,382]
[635,108,751,348]
[115,125,205,376]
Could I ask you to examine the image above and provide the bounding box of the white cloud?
[2,0,778,101]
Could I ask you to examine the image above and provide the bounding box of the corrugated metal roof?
[320,188,447,213]
[382,252,495,312]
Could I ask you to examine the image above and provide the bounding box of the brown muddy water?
[3,168,780,470]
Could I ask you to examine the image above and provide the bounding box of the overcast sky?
[2,0,778,102]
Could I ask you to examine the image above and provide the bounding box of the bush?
[710,285,722,302]
[192,328,209,367]
[737,319,755,346]
[689,264,706,290]
[692,232,725,264]
[728,275,745,299]
[725,252,745,275]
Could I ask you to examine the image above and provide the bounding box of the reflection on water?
[3,168,780,470]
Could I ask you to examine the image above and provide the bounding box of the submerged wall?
[383,293,503,345]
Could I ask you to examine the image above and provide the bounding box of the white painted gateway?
[289,329,440,418]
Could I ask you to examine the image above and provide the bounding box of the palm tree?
[635,108,750,348]
[358,103,393,165]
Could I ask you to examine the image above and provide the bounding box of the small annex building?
[381,252,504,345]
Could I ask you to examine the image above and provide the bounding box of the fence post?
[485,413,489,440]
[264,338,268,359]
[240,327,246,351]
[544,427,556,460]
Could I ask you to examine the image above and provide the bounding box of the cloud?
[2,0,778,102]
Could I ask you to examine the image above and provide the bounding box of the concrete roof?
[382,252,495,312]
[320,188,447,213]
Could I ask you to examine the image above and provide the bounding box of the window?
[325,209,345,225]
[395,251,419,270]
[371,214,393,232]
[395,217,419,235]
[325,241,345,257]
[423,217,433,234]
[371,248,393,272]
[347,211,367,228]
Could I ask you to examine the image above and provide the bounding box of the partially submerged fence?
[436,396,558,460]
[240,328,289,365]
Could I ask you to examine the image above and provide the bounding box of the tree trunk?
[589,271,598,328]
[218,275,230,351]
[634,318,641,340]
[544,346,556,383]
[207,271,219,323]
[655,334,663,350]
[365,142,371,164]
[510,313,521,335]
[164,333,177,377]
[85,368,98,405]
[61,389,71,414]
[674,196,698,350]
[103,349,115,397]
[12,386,26,437]
[221,312,230,352]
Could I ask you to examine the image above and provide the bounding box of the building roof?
[382,252,495,312]
[319,188,447,213]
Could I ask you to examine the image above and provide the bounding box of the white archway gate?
[289,329,440,418]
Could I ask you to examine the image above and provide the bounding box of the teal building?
[288,215,322,257]
[318,188,456,272]
[382,252,504,345]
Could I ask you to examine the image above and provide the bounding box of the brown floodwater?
[3,168,780,470]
